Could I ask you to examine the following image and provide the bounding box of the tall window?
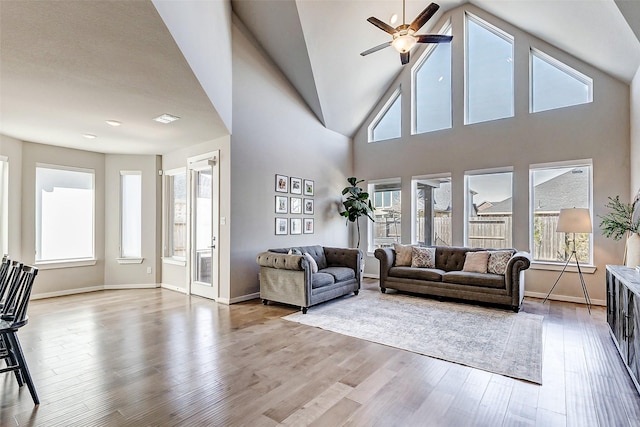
[465,13,514,125]
[530,49,592,113]
[413,24,452,134]
[369,88,401,142]
[120,171,142,259]
[36,165,94,262]
[0,157,7,255]
[531,162,592,264]
[413,175,452,246]
[466,170,513,249]
[369,179,401,252]
[165,169,187,260]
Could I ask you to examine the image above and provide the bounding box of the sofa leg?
[262,299,268,305]
[380,287,386,294]
[354,290,359,295]
[302,307,308,314]
[512,305,520,313]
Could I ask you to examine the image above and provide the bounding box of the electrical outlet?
[147,267,152,274]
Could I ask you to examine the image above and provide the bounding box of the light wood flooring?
[1,279,640,426]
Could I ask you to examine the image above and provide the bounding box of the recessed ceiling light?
[153,113,180,124]
[105,120,121,127]
[83,133,97,139]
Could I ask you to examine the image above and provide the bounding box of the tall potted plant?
[599,195,640,266]
[340,177,375,248]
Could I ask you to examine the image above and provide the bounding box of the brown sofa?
[374,246,531,312]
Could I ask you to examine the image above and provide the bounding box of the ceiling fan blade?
[367,17,396,35]
[400,51,410,65]
[360,42,392,56]
[409,3,440,33]
[416,34,453,44]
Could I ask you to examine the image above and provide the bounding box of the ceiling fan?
[360,1,452,65]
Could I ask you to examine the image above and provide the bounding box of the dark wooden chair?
[0,264,39,404]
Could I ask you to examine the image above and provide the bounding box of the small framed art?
[290,197,302,214]
[290,177,302,194]
[304,198,314,215]
[275,196,288,214]
[291,218,302,235]
[275,217,288,235]
[303,218,314,234]
[275,174,288,193]
[304,179,314,196]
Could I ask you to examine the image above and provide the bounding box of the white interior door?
[189,152,219,300]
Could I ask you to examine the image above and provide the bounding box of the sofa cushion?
[435,247,472,271]
[442,271,505,289]
[389,266,444,281]
[311,272,335,289]
[271,245,328,270]
[411,247,436,268]
[303,253,319,273]
[321,266,355,282]
[394,243,413,266]
[462,251,489,273]
[488,250,514,275]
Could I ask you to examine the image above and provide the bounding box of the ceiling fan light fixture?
[392,34,417,53]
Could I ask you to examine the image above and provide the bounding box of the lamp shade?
[556,208,592,233]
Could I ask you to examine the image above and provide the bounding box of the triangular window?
[369,89,401,142]
[531,49,592,113]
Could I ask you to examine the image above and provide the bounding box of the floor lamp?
[543,208,593,314]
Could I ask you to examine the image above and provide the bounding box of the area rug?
[283,290,543,384]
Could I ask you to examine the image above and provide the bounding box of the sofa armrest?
[505,251,532,305]
[256,252,306,271]
[374,248,395,286]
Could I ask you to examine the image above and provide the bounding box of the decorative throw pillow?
[462,251,490,273]
[487,250,513,275]
[303,252,318,273]
[411,247,436,268]
[394,243,413,266]
[288,248,303,255]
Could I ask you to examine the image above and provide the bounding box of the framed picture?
[303,218,314,234]
[304,179,314,196]
[275,174,288,193]
[290,197,302,214]
[275,196,288,214]
[291,218,302,235]
[304,198,314,215]
[290,177,302,194]
[275,217,288,235]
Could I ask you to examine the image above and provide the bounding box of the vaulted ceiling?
[1,1,639,155]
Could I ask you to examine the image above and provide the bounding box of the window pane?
[371,93,401,142]
[531,51,592,113]
[467,171,512,249]
[414,30,452,134]
[121,173,141,258]
[36,166,94,261]
[168,172,186,259]
[370,182,401,251]
[532,165,591,263]
[466,16,514,124]
[414,176,452,246]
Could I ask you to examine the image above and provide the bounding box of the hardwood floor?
[2,279,639,426]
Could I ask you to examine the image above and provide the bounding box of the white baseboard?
[104,284,159,290]
[363,273,379,279]
[524,290,605,306]
[217,292,260,305]
[31,286,105,300]
[160,283,189,294]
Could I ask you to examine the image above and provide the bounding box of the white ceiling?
[1,1,639,155]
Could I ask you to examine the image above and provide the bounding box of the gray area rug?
[283,290,543,384]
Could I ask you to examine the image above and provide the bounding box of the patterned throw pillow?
[411,247,436,268]
[394,243,413,266]
[303,252,318,273]
[487,250,514,275]
[462,251,490,273]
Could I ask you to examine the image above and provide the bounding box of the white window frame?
[117,170,143,264]
[0,156,8,256]
[368,177,402,254]
[35,163,96,269]
[529,159,595,273]
[368,87,402,143]
[162,167,187,266]
[529,48,593,114]
[411,173,452,246]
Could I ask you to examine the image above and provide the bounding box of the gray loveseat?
[375,246,531,312]
[256,245,362,313]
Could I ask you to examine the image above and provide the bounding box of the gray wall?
[228,17,352,300]
[631,67,640,196]
[0,135,22,258]
[353,5,630,304]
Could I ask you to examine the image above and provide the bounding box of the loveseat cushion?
[389,267,445,281]
[321,267,355,282]
[270,245,328,270]
[442,271,505,289]
[311,272,335,289]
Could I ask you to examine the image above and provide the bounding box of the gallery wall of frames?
[274,174,314,235]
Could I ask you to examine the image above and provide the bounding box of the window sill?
[162,257,186,267]
[35,258,97,270]
[530,261,596,274]
[117,257,144,265]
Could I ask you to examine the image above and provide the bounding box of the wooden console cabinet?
[606,265,640,394]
